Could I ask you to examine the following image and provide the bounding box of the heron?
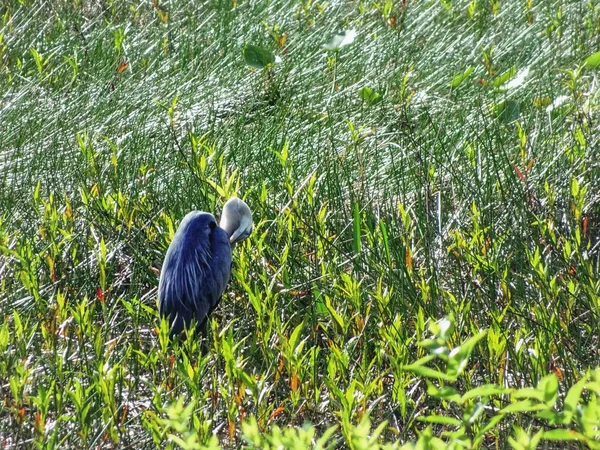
[158,197,253,343]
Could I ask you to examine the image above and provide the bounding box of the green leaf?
[585,381,600,393]
[537,374,558,407]
[509,427,544,449]
[0,323,8,353]
[426,381,461,402]
[352,202,361,254]
[535,410,562,423]
[419,338,446,353]
[477,413,506,436]
[33,180,41,203]
[379,221,390,264]
[323,30,356,50]
[494,99,520,123]
[401,364,456,381]
[583,50,600,69]
[542,429,585,441]
[460,384,510,402]
[242,44,276,69]
[289,321,304,351]
[238,370,258,393]
[408,354,437,367]
[493,66,516,87]
[315,300,327,315]
[324,297,345,332]
[359,87,383,105]
[466,402,485,424]
[500,399,546,413]
[450,66,473,88]
[447,330,487,377]
[529,429,544,448]
[512,387,544,402]
[429,317,454,339]
[418,415,461,426]
[315,425,338,448]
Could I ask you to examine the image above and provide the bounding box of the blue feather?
[158,211,232,336]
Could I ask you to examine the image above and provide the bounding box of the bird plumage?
[158,198,253,338]
[158,211,232,335]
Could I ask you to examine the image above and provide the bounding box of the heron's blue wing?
[193,227,232,325]
[158,225,232,335]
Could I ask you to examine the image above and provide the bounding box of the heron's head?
[219,197,253,244]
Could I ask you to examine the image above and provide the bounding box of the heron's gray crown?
[219,197,253,244]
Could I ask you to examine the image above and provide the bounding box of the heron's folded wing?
[193,233,233,323]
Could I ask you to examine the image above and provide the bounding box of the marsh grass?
[0,0,599,448]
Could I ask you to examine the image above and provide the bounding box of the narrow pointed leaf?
[583,50,600,69]
[450,66,473,88]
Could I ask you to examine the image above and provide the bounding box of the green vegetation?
[1,0,599,448]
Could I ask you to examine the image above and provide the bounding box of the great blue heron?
[158,197,253,341]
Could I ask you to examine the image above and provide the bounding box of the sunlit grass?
[0,0,599,448]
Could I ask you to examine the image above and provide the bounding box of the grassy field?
[1,0,600,448]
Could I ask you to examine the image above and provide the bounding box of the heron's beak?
[229,214,253,244]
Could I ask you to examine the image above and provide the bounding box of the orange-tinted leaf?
[289,290,310,297]
[120,404,128,425]
[64,202,73,220]
[355,315,365,330]
[555,366,564,380]
[278,34,287,48]
[152,1,168,23]
[228,419,236,440]
[96,287,105,303]
[514,165,526,182]
[290,373,299,393]
[117,61,128,74]
[275,355,284,382]
[526,159,534,171]
[389,16,397,28]
[234,381,245,405]
[582,216,589,237]
[34,411,44,433]
[482,236,492,256]
[269,406,285,420]
[405,247,413,271]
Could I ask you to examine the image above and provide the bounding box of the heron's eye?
[209,221,217,231]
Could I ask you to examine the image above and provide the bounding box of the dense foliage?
[0,0,599,447]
